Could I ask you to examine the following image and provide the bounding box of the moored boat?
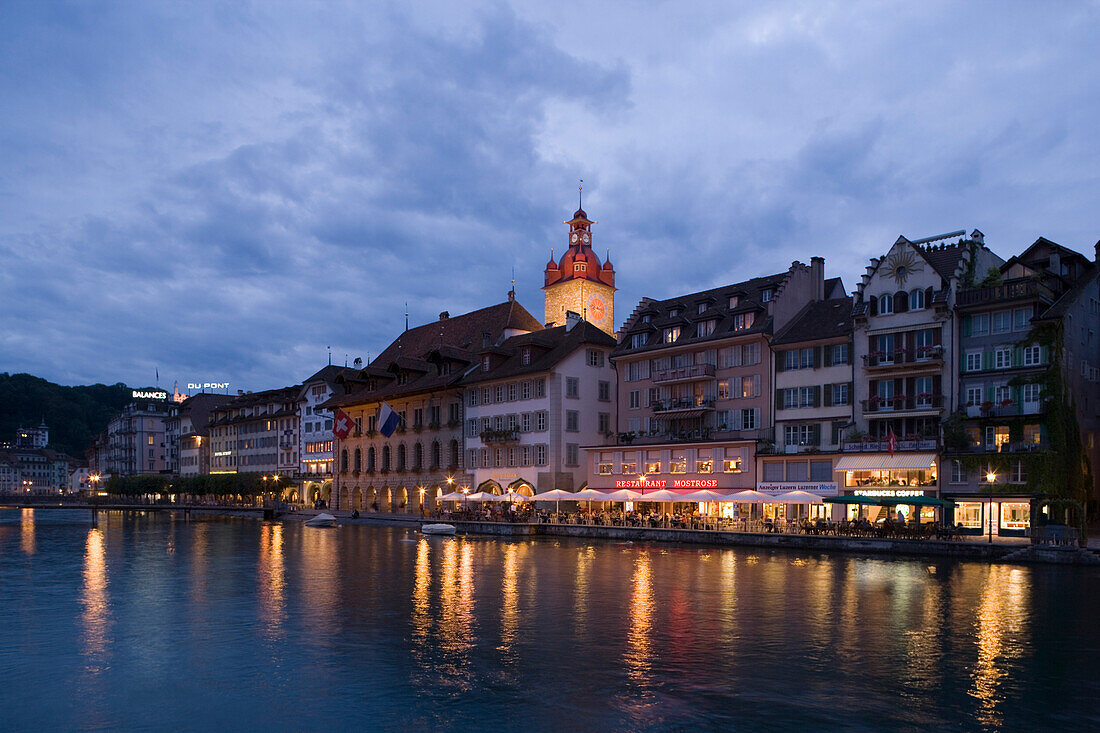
[421,523,456,536]
[304,513,336,528]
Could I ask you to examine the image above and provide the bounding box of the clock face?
[581,232,590,243]
[571,233,578,243]
[589,296,606,322]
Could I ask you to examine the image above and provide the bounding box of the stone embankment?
[283,510,1100,564]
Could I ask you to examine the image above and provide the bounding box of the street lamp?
[986,470,997,544]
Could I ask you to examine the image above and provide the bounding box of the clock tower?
[543,206,616,336]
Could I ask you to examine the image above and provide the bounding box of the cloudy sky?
[3,1,1099,392]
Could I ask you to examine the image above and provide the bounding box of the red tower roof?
[544,207,615,290]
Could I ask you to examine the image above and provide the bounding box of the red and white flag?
[333,408,354,440]
[886,429,897,454]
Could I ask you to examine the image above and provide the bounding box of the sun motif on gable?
[883,248,923,286]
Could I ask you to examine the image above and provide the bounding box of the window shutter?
[823,347,834,367]
[846,345,853,365]
[869,296,878,316]
[983,350,993,371]
[925,287,934,306]
[775,389,784,411]
[964,316,972,337]
[846,382,853,404]
[894,291,908,313]
[822,384,833,407]
[812,386,821,407]
[1040,345,1049,364]
[813,346,821,368]
[776,351,785,372]
[811,423,820,446]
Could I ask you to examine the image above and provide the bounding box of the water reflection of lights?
[21,508,35,554]
[970,566,1029,728]
[300,522,339,640]
[81,528,110,668]
[573,546,595,629]
[438,539,475,684]
[499,543,519,653]
[624,553,654,682]
[258,524,286,639]
[412,538,431,643]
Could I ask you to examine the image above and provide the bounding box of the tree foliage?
[105,472,279,496]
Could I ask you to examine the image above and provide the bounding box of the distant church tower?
[543,205,616,335]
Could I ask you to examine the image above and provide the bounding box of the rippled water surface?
[1,509,1099,732]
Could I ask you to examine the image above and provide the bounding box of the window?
[992,311,1011,333]
[670,455,687,473]
[832,383,849,405]
[586,349,605,367]
[598,381,611,401]
[965,350,982,372]
[732,313,755,331]
[729,295,739,308]
[1022,344,1041,366]
[521,381,531,400]
[566,444,579,466]
[810,461,832,481]
[566,410,579,432]
[761,289,772,302]
[536,411,547,431]
[971,313,990,335]
[599,462,613,475]
[787,461,808,481]
[631,333,647,349]
[832,344,849,365]
[482,356,490,372]
[910,289,925,310]
[663,327,681,344]
[469,389,479,406]
[879,294,893,314]
[783,388,799,409]
[521,347,531,366]
[668,308,682,317]
[521,413,532,432]
[965,385,983,407]
[1013,307,1033,330]
[743,343,760,365]
[629,390,640,409]
[724,458,742,473]
[1011,460,1027,483]
[951,460,966,484]
[626,361,649,382]
[483,387,491,404]
[598,412,610,433]
[800,348,814,369]
[535,379,546,398]
[784,350,799,370]
[995,347,1012,369]
[697,320,716,337]
[646,460,660,474]
[994,384,1011,404]
[717,380,730,400]
[566,377,580,398]
[495,385,505,402]
[1023,383,1041,404]
[698,458,713,473]
[784,424,816,446]
[798,387,815,407]
[740,408,758,430]
[507,383,517,402]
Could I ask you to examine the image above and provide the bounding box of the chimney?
[508,290,515,302]
[811,256,825,301]
[565,310,582,331]
[439,311,449,320]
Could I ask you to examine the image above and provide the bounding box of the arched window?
[340,449,349,473]
[450,439,460,468]
[367,446,376,471]
[353,448,361,472]
[397,444,406,472]
[414,442,423,470]
[910,288,925,310]
[431,441,441,469]
[893,291,908,313]
[879,294,893,315]
[382,446,391,472]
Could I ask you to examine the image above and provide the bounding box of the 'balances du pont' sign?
[187,382,231,391]
[132,390,169,400]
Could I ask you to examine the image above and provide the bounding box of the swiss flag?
[886,428,897,454]
[333,409,354,440]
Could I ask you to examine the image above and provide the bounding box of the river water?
[1,509,1098,732]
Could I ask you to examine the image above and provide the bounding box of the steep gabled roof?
[771,297,853,346]
[461,321,616,385]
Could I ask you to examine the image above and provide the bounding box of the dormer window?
[697,319,716,337]
[729,295,739,308]
[697,303,707,314]
[521,347,531,366]
[669,308,682,317]
[396,371,408,385]
[641,314,652,324]
[663,327,681,344]
[631,333,647,349]
[761,289,773,302]
[574,262,586,273]
[482,355,491,372]
[732,312,755,331]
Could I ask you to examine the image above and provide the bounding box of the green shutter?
[964,316,972,337]
[775,389,784,410]
[822,384,833,407]
[813,346,821,368]
[776,351,785,372]
[813,385,821,407]
[983,350,994,371]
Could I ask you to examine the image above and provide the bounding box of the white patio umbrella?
[676,489,730,503]
[637,489,683,503]
[601,488,644,502]
[466,491,499,502]
[573,488,610,501]
[727,489,773,503]
[771,490,826,504]
[439,491,467,502]
[530,488,577,513]
[497,491,528,502]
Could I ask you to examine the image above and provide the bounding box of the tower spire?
[578,179,583,210]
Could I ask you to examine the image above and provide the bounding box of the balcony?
[480,428,519,444]
[842,438,940,452]
[619,426,764,445]
[956,278,1054,308]
[964,401,1043,418]
[652,398,716,416]
[943,440,1050,456]
[860,393,944,414]
[862,346,944,370]
[652,363,716,384]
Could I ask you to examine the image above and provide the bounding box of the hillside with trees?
[0,373,133,459]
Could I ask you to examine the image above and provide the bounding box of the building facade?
[298,366,355,504]
[462,318,616,495]
[207,387,301,480]
[102,391,176,476]
[543,207,616,335]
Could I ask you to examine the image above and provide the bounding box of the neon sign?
[132,390,168,400]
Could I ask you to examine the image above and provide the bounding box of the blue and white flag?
[378,402,401,437]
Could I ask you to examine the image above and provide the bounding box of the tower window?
[575,262,586,272]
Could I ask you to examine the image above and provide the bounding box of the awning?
[834,453,937,471]
[824,495,953,507]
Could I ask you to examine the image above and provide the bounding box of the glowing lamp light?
[986,471,997,483]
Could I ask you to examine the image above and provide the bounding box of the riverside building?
[461,314,616,495]
[98,389,175,476]
[206,386,301,480]
[844,230,1002,519]
[587,258,843,505]
[325,297,543,512]
[167,393,232,477]
[944,237,1100,535]
[297,365,356,504]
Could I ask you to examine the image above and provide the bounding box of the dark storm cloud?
[2,1,1099,390]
